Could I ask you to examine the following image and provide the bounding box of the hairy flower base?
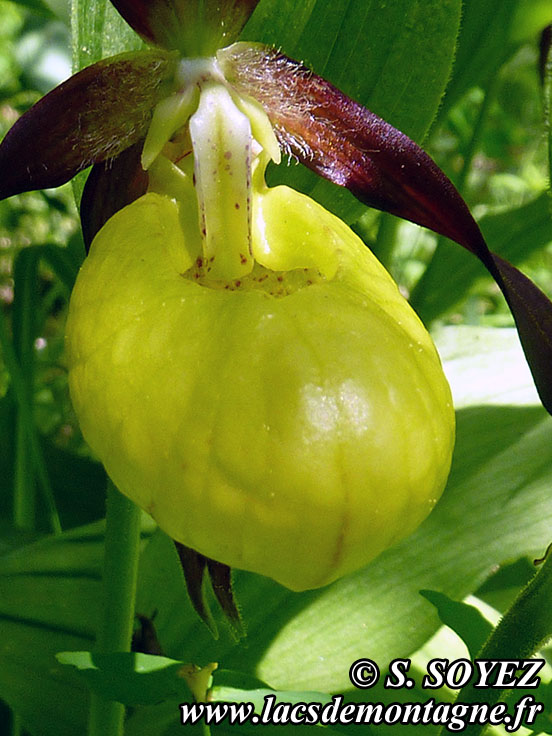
[66,190,454,591]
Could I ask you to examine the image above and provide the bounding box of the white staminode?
[189,82,253,279]
[142,54,282,282]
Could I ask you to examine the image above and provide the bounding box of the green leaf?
[56,651,193,706]
[0,519,156,736]
[42,441,106,529]
[54,652,331,714]
[39,243,81,293]
[244,0,462,222]
[435,326,541,408]
[0,270,60,534]
[526,679,552,734]
[442,552,552,736]
[71,0,144,73]
[419,590,493,659]
[431,0,521,132]
[210,668,332,712]
[410,191,552,323]
[0,525,102,736]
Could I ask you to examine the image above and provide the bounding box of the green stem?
[0,307,61,534]
[373,213,400,273]
[88,481,142,736]
[456,78,497,195]
[13,412,35,531]
[437,550,552,736]
[10,711,23,736]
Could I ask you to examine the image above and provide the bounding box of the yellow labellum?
[66,183,454,591]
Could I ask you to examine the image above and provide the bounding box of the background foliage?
[1,0,552,734]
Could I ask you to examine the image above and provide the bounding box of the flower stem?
[88,481,142,736]
[437,548,552,736]
[373,213,400,273]
[0,304,61,535]
[10,712,23,736]
[14,413,35,531]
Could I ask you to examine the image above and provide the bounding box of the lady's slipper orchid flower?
[1,0,552,635]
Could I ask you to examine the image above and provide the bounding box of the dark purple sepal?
[220,43,552,415]
[490,255,552,413]
[174,542,218,638]
[173,542,244,639]
[110,0,260,54]
[80,140,149,250]
[0,50,176,200]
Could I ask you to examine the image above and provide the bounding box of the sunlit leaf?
[210,667,332,709]
[10,0,57,18]
[56,651,192,706]
[419,590,493,659]
[527,680,552,734]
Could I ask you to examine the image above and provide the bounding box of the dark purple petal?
[80,140,149,250]
[111,0,260,53]
[220,43,552,414]
[0,50,176,200]
[490,255,552,413]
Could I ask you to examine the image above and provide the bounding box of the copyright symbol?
[349,658,380,689]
